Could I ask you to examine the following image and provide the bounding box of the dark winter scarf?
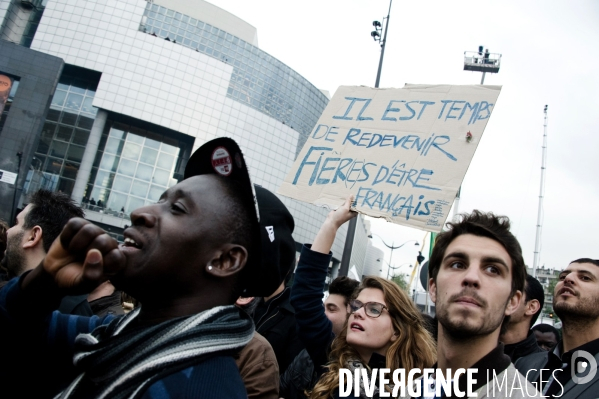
[56,305,254,399]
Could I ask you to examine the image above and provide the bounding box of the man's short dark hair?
[217,177,258,299]
[570,258,599,267]
[531,323,560,341]
[429,210,526,297]
[23,190,84,252]
[525,274,544,328]
[217,177,254,255]
[329,276,359,305]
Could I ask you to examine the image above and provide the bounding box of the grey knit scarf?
[346,358,382,399]
[55,305,254,399]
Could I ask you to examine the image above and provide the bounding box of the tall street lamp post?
[371,234,418,280]
[339,0,393,277]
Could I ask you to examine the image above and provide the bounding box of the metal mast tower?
[532,105,549,277]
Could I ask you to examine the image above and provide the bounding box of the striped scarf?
[56,305,254,399]
[345,358,382,399]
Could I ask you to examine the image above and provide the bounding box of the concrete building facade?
[0,0,372,272]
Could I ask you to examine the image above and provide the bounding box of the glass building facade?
[0,0,46,47]
[85,121,185,216]
[140,3,328,152]
[23,63,189,220]
[1,0,370,270]
[23,66,98,196]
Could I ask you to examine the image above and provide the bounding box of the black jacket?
[515,339,599,399]
[253,287,304,375]
[280,348,317,399]
[503,330,544,362]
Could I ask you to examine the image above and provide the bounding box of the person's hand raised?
[312,196,358,254]
[325,195,358,229]
[41,218,126,294]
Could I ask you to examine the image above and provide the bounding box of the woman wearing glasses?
[290,196,436,399]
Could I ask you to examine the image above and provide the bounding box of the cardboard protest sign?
[278,84,501,232]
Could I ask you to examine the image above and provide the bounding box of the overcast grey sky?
[208,0,599,283]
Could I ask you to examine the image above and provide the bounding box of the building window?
[21,66,99,200]
[83,122,184,218]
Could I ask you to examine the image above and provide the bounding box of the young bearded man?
[516,258,599,398]
[414,211,537,398]
[0,189,84,281]
[0,138,296,399]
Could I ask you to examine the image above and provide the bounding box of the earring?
[207,266,213,271]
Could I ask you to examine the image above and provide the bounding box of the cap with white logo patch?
[184,137,295,297]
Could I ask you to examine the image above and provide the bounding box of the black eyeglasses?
[349,299,388,318]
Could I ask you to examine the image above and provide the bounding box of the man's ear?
[22,226,43,250]
[428,277,437,304]
[525,299,541,317]
[505,290,523,317]
[206,244,248,278]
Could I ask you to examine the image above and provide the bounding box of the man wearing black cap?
[0,138,295,398]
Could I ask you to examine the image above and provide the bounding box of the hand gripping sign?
[278,84,501,232]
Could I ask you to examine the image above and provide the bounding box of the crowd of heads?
[1,137,597,399]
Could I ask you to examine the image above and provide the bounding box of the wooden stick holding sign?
[278,84,502,232]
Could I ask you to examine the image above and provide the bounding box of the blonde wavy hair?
[309,276,436,399]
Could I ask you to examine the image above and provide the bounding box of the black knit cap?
[184,137,296,297]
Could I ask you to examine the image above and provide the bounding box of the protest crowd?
[0,137,598,399]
